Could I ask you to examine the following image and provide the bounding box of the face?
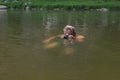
[64,28,72,35]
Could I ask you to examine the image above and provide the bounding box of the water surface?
[0,10,120,80]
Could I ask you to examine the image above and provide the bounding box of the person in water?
[62,25,76,40]
[43,25,85,44]
[42,25,85,55]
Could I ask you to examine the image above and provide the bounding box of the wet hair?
[71,29,76,37]
[63,25,76,37]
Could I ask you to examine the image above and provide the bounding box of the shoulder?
[75,35,85,42]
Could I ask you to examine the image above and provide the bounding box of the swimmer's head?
[63,25,76,37]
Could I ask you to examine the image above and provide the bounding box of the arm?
[75,35,85,42]
[42,34,62,43]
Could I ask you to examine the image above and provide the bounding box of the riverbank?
[0,1,120,10]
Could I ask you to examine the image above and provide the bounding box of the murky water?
[0,10,120,80]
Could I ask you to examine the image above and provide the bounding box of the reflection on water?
[65,47,75,55]
[0,10,120,80]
